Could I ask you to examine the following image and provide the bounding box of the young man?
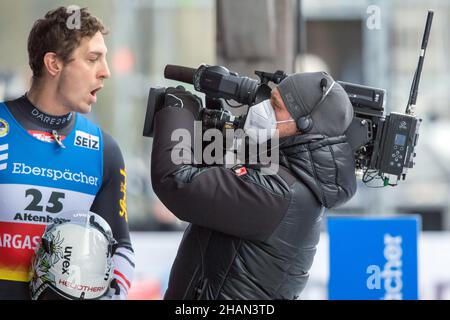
[0,7,134,300]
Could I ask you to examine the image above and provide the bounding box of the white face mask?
[243,99,294,143]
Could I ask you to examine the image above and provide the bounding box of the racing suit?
[0,96,134,299]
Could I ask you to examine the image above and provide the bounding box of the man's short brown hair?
[28,6,108,79]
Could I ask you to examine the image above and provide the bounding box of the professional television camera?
[143,10,433,187]
[143,64,286,135]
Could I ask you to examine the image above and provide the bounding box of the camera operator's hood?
[277,71,353,137]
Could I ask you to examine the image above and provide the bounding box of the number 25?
[25,189,65,214]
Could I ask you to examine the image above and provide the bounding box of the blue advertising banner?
[327,215,421,300]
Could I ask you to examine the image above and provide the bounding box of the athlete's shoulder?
[101,130,122,153]
[74,115,120,150]
[75,113,101,131]
[74,115,124,168]
[101,130,124,173]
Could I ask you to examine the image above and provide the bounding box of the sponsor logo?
[28,130,66,143]
[0,222,46,282]
[58,279,105,293]
[74,131,99,151]
[62,246,73,275]
[0,233,41,250]
[0,143,8,171]
[366,234,403,299]
[11,162,99,186]
[73,213,89,219]
[13,212,55,223]
[234,166,248,177]
[30,108,72,126]
[119,168,128,222]
[0,118,9,137]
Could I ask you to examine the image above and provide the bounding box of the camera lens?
[235,77,258,105]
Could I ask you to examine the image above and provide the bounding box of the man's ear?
[43,52,63,77]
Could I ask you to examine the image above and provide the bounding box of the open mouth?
[89,87,103,102]
[90,87,102,97]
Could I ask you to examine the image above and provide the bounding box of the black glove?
[164,86,203,120]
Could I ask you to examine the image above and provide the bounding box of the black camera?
[142,64,286,137]
[142,64,419,186]
[341,10,433,186]
[339,81,421,186]
[143,10,433,187]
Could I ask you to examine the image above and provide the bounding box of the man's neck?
[27,81,70,116]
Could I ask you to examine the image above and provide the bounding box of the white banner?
[129,231,450,300]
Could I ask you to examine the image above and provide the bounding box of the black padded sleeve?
[151,107,290,242]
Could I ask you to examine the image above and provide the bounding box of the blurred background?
[1,0,449,299]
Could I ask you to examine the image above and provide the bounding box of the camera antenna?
[405,10,434,116]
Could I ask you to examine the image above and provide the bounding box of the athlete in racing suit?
[0,7,134,300]
[0,96,135,300]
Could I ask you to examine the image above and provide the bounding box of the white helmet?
[30,211,117,300]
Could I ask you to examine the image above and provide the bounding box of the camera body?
[144,11,432,187]
[143,64,284,138]
[143,64,421,186]
[339,82,421,185]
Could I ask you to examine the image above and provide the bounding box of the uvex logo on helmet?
[61,246,73,275]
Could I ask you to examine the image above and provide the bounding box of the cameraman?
[151,71,357,299]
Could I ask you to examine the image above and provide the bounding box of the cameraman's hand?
[164,86,203,120]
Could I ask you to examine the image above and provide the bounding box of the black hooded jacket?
[151,106,357,300]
